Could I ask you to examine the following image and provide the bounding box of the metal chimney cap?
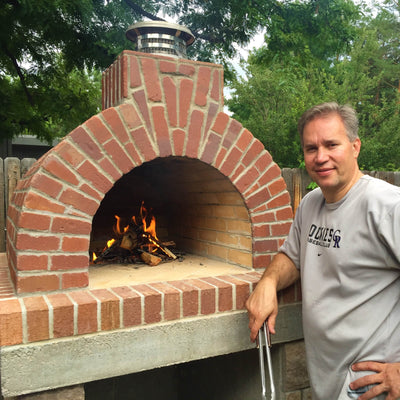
[126,21,195,58]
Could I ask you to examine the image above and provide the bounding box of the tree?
[0,0,277,142]
[227,0,360,167]
[227,0,400,170]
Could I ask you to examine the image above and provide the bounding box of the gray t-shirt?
[280,175,400,399]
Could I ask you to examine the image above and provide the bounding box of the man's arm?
[245,252,300,342]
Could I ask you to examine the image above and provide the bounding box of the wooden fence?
[0,158,399,253]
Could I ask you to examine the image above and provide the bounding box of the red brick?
[212,112,230,135]
[168,280,198,317]
[189,279,216,315]
[152,106,172,157]
[69,291,98,334]
[268,178,287,198]
[119,54,127,98]
[42,156,80,186]
[91,289,120,331]
[30,174,63,199]
[267,191,291,210]
[150,282,181,321]
[132,284,161,324]
[172,129,185,156]
[131,127,157,161]
[24,192,65,214]
[57,141,86,167]
[118,103,142,132]
[276,206,294,221]
[186,110,204,158]
[252,224,270,238]
[218,276,250,310]
[200,132,221,165]
[84,115,113,148]
[62,237,89,252]
[178,64,195,76]
[236,129,253,151]
[163,77,177,127]
[18,212,51,231]
[179,79,194,128]
[24,296,50,342]
[62,272,88,289]
[211,69,222,102]
[133,90,152,133]
[129,55,142,88]
[214,147,227,169]
[195,66,211,106]
[112,286,142,327]
[160,60,176,73]
[17,254,48,271]
[103,140,134,175]
[98,158,123,182]
[17,275,60,294]
[204,102,219,135]
[142,58,162,101]
[223,119,242,149]
[124,142,143,167]
[201,277,233,312]
[77,160,114,194]
[259,164,281,187]
[255,152,273,173]
[0,299,23,345]
[234,165,259,194]
[16,233,60,251]
[246,188,271,211]
[51,254,88,271]
[253,239,280,253]
[47,293,74,338]
[271,222,292,237]
[220,147,242,177]
[242,139,265,167]
[59,188,99,215]
[51,217,91,235]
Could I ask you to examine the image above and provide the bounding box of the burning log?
[92,203,179,266]
[140,251,162,266]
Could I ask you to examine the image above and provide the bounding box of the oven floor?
[89,255,249,289]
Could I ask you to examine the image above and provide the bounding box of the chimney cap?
[126,21,195,58]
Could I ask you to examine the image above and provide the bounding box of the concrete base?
[0,304,302,397]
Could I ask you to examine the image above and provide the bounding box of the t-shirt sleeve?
[378,201,400,268]
[279,205,302,270]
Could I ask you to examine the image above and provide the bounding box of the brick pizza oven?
[0,23,303,399]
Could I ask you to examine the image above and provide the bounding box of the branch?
[123,0,165,21]
[2,44,34,106]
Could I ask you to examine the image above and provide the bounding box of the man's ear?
[352,138,361,158]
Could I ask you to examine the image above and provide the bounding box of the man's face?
[302,113,361,203]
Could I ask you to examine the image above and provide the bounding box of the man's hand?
[245,277,278,342]
[350,361,400,400]
[245,252,300,342]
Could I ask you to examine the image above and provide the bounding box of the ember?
[91,202,180,266]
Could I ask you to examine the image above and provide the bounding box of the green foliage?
[227,0,400,171]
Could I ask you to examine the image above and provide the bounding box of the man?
[246,102,400,400]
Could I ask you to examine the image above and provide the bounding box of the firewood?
[140,251,162,266]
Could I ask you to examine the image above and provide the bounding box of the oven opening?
[89,156,253,288]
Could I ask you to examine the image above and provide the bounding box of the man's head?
[299,102,362,203]
[298,102,359,148]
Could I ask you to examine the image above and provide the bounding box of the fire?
[91,202,177,265]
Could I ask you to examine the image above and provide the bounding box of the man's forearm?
[259,252,300,291]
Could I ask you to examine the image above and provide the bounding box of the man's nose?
[315,147,328,163]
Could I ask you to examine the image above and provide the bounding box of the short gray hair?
[298,102,359,146]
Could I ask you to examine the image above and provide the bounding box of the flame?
[107,238,116,248]
[92,202,167,264]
